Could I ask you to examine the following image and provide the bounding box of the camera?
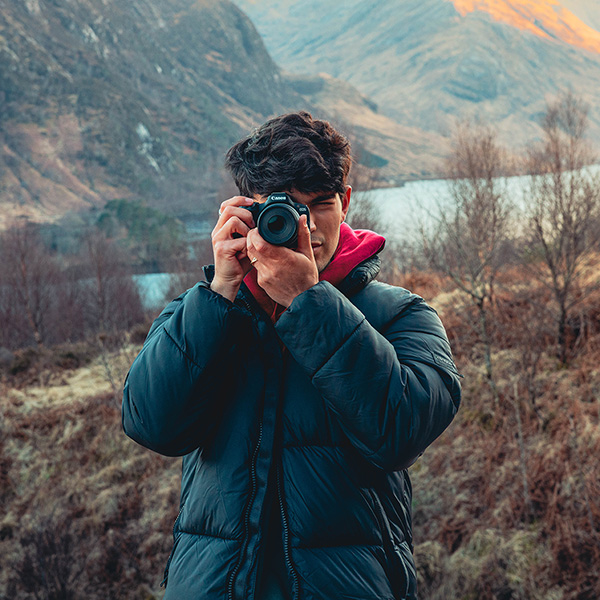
[244,192,310,248]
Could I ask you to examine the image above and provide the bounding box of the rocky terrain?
[0,0,424,227]
[236,0,600,150]
[0,0,285,223]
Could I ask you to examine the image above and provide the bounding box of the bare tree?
[422,122,513,405]
[79,230,145,399]
[81,230,144,336]
[0,222,61,347]
[524,92,600,364]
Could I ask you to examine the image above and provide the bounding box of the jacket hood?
[320,223,385,288]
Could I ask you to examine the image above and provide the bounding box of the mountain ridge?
[0,0,290,225]
[236,0,600,152]
[0,0,439,227]
[451,0,600,54]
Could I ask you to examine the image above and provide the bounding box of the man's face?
[255,187,351,272]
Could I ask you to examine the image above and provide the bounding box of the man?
[122,112,461,599]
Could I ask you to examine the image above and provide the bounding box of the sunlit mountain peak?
[451,0,600,54]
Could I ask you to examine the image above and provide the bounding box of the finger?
[246,228,260,255]
[214,236,248,257]
[218,196,254,216]
[295,215,314,259]
[212,216,251,241]
[215,205,255,232]
[246,228,276,260]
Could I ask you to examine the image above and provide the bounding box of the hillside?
[0,0,295,225]
[1,269,599,598]
[236,0,600,150]
[453,0,600,53]
[0,0,436,228]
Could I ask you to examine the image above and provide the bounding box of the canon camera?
[244,192,310,248]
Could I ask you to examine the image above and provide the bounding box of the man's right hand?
[210,196,256,302]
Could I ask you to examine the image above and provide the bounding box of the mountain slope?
[0,0,447,226]
[235,0,600,150]
[0,0,295,225]
[453,0,600,53]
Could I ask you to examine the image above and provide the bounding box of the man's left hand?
[246,215,319,307]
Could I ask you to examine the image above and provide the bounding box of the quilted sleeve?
[122,282,249,456]
[275,281,461,471]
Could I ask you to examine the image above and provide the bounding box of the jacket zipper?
[277,463,300,599]
[160,504,185,588]
[369,489,409,599]
[227,420,263,600]
[237,295,253,314]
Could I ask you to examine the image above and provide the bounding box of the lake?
[133,166,599,309]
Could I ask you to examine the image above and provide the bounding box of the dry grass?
[1,269,599,599]
[408,273,600,600]
[0,344,180,599]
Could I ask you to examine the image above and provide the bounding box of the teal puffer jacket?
[122,258,461,600]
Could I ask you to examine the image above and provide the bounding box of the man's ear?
[341,186,351,222]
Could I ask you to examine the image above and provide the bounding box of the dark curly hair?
[225,112,352,198]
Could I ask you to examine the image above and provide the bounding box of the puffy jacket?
[122,256,461,600]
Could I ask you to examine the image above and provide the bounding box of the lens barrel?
[242,192,309,248]
[258,203,299,247]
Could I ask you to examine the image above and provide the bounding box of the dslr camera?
[244,192,310,248]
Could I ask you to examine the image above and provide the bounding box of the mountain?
[452,0,600,53]
[0,0,440,227]
[235,0,600,150]
[284,71,447,182]
[0,0,293,225]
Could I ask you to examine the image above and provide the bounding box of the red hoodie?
[243,222,385,322]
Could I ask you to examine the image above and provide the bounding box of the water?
[354,174,532,242]
[132,273,173,310]
[357,165,600,243]
[133,166,599,309]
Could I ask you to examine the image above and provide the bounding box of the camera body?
[244,192,310,248]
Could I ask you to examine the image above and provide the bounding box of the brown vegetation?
[1,94,598,600]
[0,221,146,351]
[403,260,600,600]
[0,354,180,599]
[524,92,600,365]
[0,255,598,598]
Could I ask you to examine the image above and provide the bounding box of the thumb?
[296,215,314,259]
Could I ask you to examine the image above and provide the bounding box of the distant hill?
[452,0,600,54]
[0,0,297,225]
[235,0,600,150]
[0,0,440,227]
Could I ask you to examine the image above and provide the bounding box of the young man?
[122,112,461,599]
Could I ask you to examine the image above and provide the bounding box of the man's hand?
[246,215,319,307]
[210,196,256,302]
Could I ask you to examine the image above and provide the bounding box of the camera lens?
[267,214,286,234]
[258,204,298,247]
